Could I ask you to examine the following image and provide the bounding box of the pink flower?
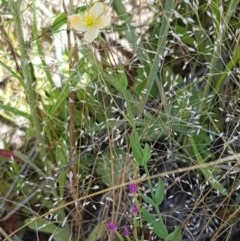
[128,183,137,194]
[131,204,138,215]
[123,227,130,237]
[106,222,116,231]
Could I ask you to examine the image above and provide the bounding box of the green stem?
[138,0,175,115]
[10,1,47,164]
[32,0,53,85]
[202,0,240,109]
[143,163,168,237]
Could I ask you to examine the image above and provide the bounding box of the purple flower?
[106,222,117,231]
[131,204,138,215]
[123,227,130,237]
[128,183,137,194]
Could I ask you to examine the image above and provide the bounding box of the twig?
[63,0,77,185]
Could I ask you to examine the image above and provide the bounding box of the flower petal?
[123,227,130,237]
[89,2,106,18]
[131,204,138,215]
[97,14,111,29]
[106,222,117,231]
[128,183,137,194]
[84,28,99,42]
[68,14,87,31]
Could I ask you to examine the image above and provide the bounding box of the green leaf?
[118,68,128,90]
[165,227,182,241]
[153,179,165,206]
[0,60,22,81]
[86,222,105,241]
[141,194,155,206]
[142,209,168,239]
[26,218,71,241]
[189,137,227,195]
[104,70,128,93]
[142,143,151,164]
[54,139,68,199]
[14,151,46,178]
[138,0,175,114]
[175,25,194,46]
[142,208,155,223]
[51,13,66,33]
[0,102,31,120]
[130,133,143,165]
[215,44,240,92]
[26,218,57,234]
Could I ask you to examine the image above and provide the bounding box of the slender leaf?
[26,218,71,241]
[142,209,168,239]
[154,179,165,206]
[86,222,105,241]
[141,194,155,206]
[142,143,151,164]
[165,227,182,241]
[130,133,143,165]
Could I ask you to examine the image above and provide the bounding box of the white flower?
[68,2,111,43]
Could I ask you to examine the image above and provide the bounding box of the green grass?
[0,0,240,241]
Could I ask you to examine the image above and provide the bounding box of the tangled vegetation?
[0,0,240,241]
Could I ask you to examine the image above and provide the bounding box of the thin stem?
[32,0,53,86]
[202,0,240,109]
[63,0,77,185]
[9,0,47,165]
[138,0,175,115]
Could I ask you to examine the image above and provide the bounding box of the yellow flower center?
[85,16,94,27]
